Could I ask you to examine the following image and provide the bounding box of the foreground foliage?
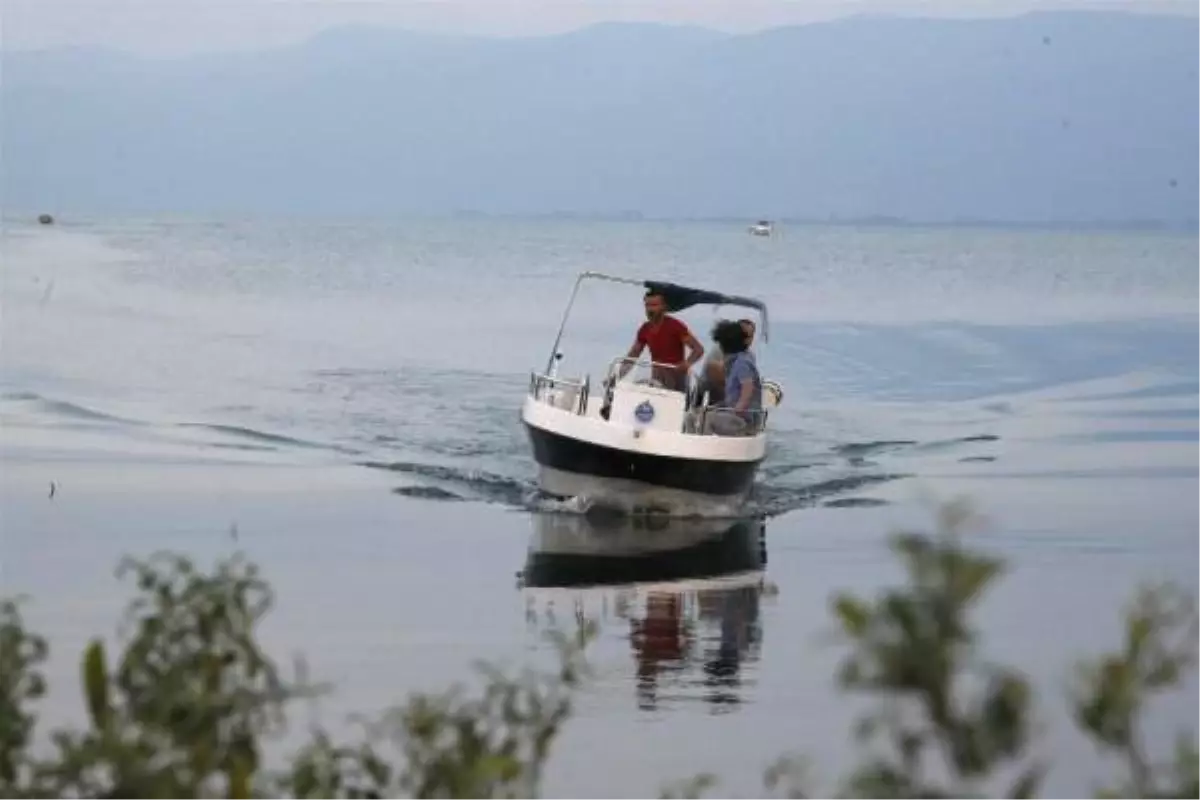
[0,501,1195,798]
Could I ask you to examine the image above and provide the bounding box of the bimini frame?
[543,271,770,375]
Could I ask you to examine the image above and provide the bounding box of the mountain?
[2,12,1197,223]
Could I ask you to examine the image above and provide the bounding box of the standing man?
[618,288,705,391]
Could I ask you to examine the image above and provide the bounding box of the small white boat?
[520,271,783,516]
[747,220,773,236]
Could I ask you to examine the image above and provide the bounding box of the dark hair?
[712,319,748,354]
[644,288,664,300]
[737,318,755,328]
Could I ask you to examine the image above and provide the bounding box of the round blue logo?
[634,401,655,423]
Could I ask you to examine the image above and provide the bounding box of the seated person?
[699,317,758,406]
[708,319,763,435]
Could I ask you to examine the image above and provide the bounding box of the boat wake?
[359,457,918,519]
[2,388,1002,520]
[360,460,536,507]
[359,421,1004,517]
[0,390,362,459]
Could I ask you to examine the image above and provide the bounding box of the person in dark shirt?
[618,288,704,391]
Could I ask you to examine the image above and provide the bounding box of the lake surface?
[2,216,1196,796]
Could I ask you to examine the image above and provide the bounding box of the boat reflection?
[519,511,772,712]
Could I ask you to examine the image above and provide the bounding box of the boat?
[520,271,783,516]
[747,220,773,236]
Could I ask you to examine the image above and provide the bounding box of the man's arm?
[681,330,705,373]
[617,338,644,379]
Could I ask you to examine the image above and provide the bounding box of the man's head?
[643,289,667,322]
[738,318,757,346]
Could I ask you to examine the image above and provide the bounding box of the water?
[1,215,1196,795]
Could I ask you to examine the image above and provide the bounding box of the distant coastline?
[449,210,1200,234]
[7,208,1197,235]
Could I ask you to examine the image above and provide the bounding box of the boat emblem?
[634,401,655,423]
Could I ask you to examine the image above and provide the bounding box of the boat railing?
[529,372,590,416]
[529,359,768,435]
[604,356,692,391]
[684,405,769,437]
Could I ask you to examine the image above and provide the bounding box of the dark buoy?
[38,213,54,225]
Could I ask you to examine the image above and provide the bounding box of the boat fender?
[763,380,784,408]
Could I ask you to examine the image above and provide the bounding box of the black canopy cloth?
[643,280,769,341]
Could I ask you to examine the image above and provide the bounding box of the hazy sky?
[4,0,1193,56]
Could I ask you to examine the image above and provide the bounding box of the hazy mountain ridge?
[3,11,1197,222]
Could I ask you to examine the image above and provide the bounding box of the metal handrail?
[605,356,693,385]
[686,405,769,437]
[529,372,590,416]
[532,360,768,436]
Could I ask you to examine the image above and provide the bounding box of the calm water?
[2,216,1197,795]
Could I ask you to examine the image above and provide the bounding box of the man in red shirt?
[618,288,704,391]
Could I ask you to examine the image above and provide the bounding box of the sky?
[3,0,1194,56]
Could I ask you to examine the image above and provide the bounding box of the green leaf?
[660,773,717,799]
[852,716,878,742]
[227,755,251,799]
[764,754,811,797]
[980,672,1032,758]
[362,749,391,790]
[1008,763,1045,799]
[81,639,110,732]
[832,595,872,638]
[232,731,259,776]
[479,753,521,784]
[949,553,1003,608]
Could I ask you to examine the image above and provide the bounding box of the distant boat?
[37,213,54,225]
[747,220,773,236]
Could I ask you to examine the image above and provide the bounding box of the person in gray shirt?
[700,318,758,405]
[704,319,763,435]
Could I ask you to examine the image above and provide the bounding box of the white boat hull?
[522,394,765,516]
